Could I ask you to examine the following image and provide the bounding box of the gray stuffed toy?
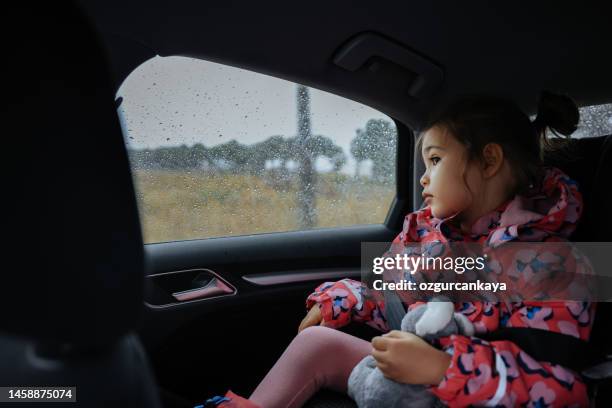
[347,300,475,408]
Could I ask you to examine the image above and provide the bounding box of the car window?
[572,103,612,138]
[117,56,397,243]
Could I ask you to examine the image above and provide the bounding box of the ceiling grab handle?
[333,32,444,99]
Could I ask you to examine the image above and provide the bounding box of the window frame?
[384,119,415,232]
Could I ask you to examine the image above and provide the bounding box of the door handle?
[171,275,234,302]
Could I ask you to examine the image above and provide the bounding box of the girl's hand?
[298,304,326,333]
[371,330,451,385]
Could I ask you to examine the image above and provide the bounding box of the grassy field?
[132,169,395,243]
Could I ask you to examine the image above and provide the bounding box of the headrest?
[3,3,145,347]
[543,135,612,242]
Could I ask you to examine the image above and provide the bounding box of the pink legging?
[249,326,372,408]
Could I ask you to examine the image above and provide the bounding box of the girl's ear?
[482,143,504,178]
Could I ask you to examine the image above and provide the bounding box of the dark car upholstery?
[545,135,612,243]
[2,4,162,407]
[548,135,612,360]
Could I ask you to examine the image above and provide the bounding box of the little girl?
[203,91,595,408]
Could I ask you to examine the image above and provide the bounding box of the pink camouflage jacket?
[306,166,596,407]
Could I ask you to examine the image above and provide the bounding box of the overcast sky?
[116,56,612,174]
[116,55,396,174]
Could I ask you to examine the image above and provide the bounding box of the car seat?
[1,3,162,407]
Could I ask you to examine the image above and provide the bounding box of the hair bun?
[533,90,580,136]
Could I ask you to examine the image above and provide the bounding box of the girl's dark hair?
[419,91,579,196]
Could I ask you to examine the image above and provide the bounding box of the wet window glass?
[117,56,397,243]
[573,103,612,138]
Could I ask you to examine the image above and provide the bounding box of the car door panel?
[138,224,398,399]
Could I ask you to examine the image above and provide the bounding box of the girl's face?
[420,126,483,219]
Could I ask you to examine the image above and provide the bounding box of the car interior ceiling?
[4,2,612,408]
[78,1,612,128]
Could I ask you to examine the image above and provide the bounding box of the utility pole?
[296,85,316,229]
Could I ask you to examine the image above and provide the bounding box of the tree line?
[128,118,397,181]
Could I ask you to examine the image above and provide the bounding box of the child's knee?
[296,326,352,354]
[297,325,335,343]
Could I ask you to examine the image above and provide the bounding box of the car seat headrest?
[4,3,145,347]
[543,135,612,242]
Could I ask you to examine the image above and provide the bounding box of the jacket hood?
[400,166,583,247]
